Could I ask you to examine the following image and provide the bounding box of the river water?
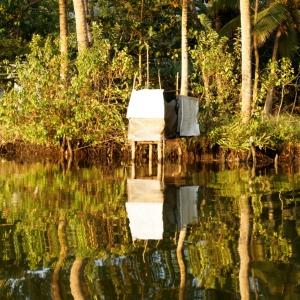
[0,158,300,299]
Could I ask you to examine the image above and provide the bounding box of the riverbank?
[0,138,298,167]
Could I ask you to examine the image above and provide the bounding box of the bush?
[0,25,136,149]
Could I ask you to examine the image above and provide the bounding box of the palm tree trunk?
[73,0,88,52]
[263,27,282,117]
[59,0,68,80]
[252,0,259,106]
[181,0,188,96]
[189,0,200,28]
[240,0,252,124]
[83,0,92,44]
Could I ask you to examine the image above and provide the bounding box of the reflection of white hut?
[126,179,164,240]
[177,186,199,230]
[126,177,199,239]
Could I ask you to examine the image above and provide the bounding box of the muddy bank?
[0,140,298,166]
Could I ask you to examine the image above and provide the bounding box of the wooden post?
[149,144,153,161]
[157,141,162,162]
[149,144,153,176]
[162,139,165,162]
[131,162,136,179]
[176,72,179,98]
[157,161,162,181]
[131,140,136,162]
[146,45,149,89]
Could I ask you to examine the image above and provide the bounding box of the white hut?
[126,89,200,160]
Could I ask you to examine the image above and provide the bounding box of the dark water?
[1,158,300,299]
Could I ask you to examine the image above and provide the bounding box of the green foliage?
[0,26,135,147]
[190,28,241,115]
[208,114,295,152]
[256,57,295,106]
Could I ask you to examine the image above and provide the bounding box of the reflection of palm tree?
[52,220,68,300]
[238,195,250,300]
[177,227,187,300]
[70,257,87,300]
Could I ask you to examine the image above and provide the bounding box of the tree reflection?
[70,258,87,300]
[177,227,187,300]
[52,219,68,300]
[238,194,250,300]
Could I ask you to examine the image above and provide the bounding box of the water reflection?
[1,159,300,299]
[127,162,199,300]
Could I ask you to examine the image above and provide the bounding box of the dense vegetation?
[0,0,300,160]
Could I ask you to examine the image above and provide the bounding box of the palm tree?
[181,0,189,96]
[240,0,252,124]
[59,0,68,79]
[72,0,88,52]
[253,1,300,116]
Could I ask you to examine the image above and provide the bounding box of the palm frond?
[198,13,212,29]
[253,2,290,47]
[219,15,241,38]
[279,23,299,57]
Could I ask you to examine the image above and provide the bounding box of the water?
[0,158,300,299]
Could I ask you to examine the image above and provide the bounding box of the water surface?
[0,159,300,299]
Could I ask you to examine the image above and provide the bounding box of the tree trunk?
[252,0,259,106]
[189,0,200,28]
[214,10,222,33]
[73,0,88,52]
[238,195,250,300]
[263,27,282,117]
[83,0,92,44]
[240,0,252,124]
[59,0,68,80]
[181,0,188,96]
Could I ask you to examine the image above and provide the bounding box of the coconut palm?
[59,0,68,79]
[240,0,252,124]
[253,0,300,116]
[181,0,189,96]
[221,0,300,116]
[72,0,88,52]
